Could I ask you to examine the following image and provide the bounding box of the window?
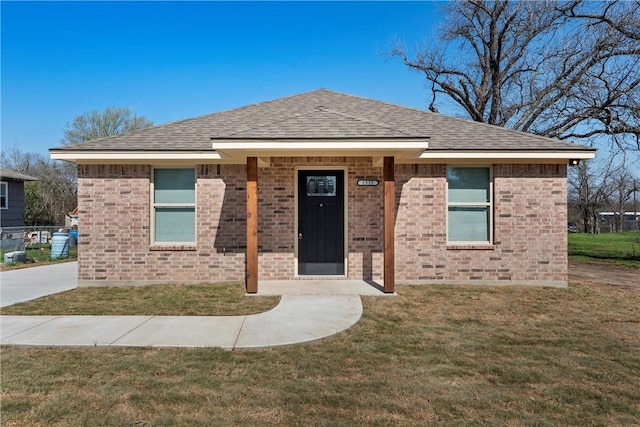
[152,168,196,243]
[447,167,492,243]
[306,175,337,197]
[0,182,7,209]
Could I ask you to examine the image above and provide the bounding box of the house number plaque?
[357,179,379,187]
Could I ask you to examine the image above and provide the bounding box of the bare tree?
[1,107,153,225]
[62,106,153,145]
[391,0,640,151]
[568,160,615,233]
[1,148,77,226]
[569,162,600,233]
[560,0,640,42]
[606,168,639,231]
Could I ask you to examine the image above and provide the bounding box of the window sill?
[446,244,495,250]
[149,244,197,251]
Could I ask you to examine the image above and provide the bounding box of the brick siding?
[394,163,567,285]
[77,160,567,286]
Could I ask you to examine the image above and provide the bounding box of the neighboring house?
[50,89,595,291]
[0,168,38,228]
[598,212,640,232]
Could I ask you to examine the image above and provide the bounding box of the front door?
[298,170,345,275]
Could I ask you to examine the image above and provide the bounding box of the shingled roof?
[50,89,594,153]
[0,168,38,181]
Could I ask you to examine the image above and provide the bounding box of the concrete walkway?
[1,263,377,349]
[1,294,362,349]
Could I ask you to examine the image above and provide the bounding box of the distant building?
[598,212,640,232]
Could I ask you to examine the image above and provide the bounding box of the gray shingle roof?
[0,168,38,181]
[50,89,594,152]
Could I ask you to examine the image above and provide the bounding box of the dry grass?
[1,282,279,316]
[2,283,639,426]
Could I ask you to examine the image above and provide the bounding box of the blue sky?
[2,1,445,155]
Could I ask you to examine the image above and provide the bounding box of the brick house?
[50,89,595,291]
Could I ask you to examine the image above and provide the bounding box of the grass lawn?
[568,231,640,268]
[2,283,639,426]
[0,243,78,271]
[1,283,279,316]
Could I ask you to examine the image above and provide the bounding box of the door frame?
[294,166,348,277]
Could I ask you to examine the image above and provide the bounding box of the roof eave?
[49,146,596,165]
[420,149,595,159]
[49,150,225,164]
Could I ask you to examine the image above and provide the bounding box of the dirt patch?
[569,259,640,289]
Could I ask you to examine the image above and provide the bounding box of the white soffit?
[50,151,225,163]
[418,150,596,160]
[50,145,595,165]
[211,139,430,159]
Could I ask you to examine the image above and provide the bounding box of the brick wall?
[77,164,245,285]
[394,163,568,285]
[77,161,567,286]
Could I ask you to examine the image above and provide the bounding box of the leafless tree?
[606,168,639,231]
[569,156,639,232]
[568,161,610,233]
[62,106,153,145]
[391,0,640,151]
[2,107,154,225]
[1,148,77,226]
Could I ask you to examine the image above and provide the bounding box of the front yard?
[1,282,638,426]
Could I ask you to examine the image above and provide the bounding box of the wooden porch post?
[383,156,395,293]
[246,157,258,293]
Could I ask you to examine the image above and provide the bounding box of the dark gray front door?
[298,170,345,275]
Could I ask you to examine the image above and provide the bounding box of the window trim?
[150,167,197,246]
[446,165,493,245]
[0,181,8,210]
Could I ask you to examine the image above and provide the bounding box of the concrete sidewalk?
[0,262,382,349]
[1,262,78,307]
[1,295,362,349]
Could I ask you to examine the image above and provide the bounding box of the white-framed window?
[151,168,196,244]
[447,166,492,243]
[0,181,8,209]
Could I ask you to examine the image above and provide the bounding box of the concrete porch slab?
[255,279,394,296]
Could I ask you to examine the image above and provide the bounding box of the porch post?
[383,156,395,293]
[246,157,258,293]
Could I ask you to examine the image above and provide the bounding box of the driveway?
[568,260,639,288]
[0,262,78,308]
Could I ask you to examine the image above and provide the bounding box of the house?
[0,168,38,228]
[50,89,595,291]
